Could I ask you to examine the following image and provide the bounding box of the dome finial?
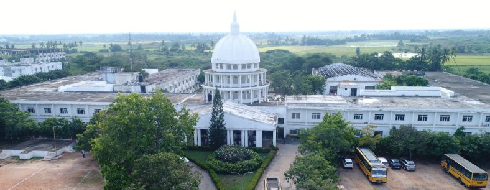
[231,11,239,35]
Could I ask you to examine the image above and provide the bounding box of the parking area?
[339,160,490,190]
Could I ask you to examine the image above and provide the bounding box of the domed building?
[202,12,269,104]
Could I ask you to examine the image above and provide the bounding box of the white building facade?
[202,12,269,104]
[313,63,382,96]
[283,95,490,137]
[0,58,62,79]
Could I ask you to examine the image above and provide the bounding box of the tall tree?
[90,92,198,189]
[209,88,227,149]
[0,98,36,139]
[285,153,338,190]
[358,125,381,150]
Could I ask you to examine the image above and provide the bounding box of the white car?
[378,157,389,167]
[343,158,353,169]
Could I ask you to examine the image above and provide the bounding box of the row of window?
[291,112,490,123]
[27,107,101,115]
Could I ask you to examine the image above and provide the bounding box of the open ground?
[0,152,103,190]
[339,161,490,190]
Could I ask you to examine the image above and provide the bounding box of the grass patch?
[447,65,490,75]
[218,172,256,190]
[183,150,212,163]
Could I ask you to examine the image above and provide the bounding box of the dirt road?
[0,152,103,190]
[339,161,489,190]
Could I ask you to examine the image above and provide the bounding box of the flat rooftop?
[286,95,490,110]
[0,72,203,104]
[425,72,490,104]
[192,101,277,124]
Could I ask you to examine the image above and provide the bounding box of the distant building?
[0,58,62,81]
[202,12,269,104]
[0,48,65,62]
[313,63,382,96]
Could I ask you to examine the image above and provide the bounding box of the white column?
[226,130,231,145]
[249,75,252,87]
[244,130,248,147]
[258,89,262,103]
[229,91,232,101]
[251,90,254,104]
[239,90,243,104]
[273,129,277,147]
[194,129,198,146]
[197,129,201,146]
[240,130,244,147]
[256,130,262,147]
[239,75,242,88]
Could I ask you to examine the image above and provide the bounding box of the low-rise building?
[0,58,62,81]
[313,63,383,96]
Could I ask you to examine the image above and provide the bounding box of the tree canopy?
[90,92,199,189]
[209,88,227,149]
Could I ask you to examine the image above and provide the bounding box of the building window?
[486,116,490,122]
[292,113,300,119]
[395,114,405,121]
[44,108,51,114]
[462,115,473,122]
[440,115,450,122]
[417,114,428,121]
[60,108,68,114]
[77,108,85,114]
[374,114,384,120]
[290,129,299,135]
[312,113,321,119]
[94,109,101,114]
[277,118,284,124]
[365,86,375,90]
[27,107,35,113]
[374,131,383,136]
[354,114,363,120]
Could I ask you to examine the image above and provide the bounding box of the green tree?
[197,70,205,84]
[131,152,200,190]
[358,125,381,150]
[285,153,338,190]
[0,98,36,139]
[270,70,293,96]
[388,125,429,160]
[305,75,326,94]
[299,112,356,157]
[90,92,198,189]
[109,43,123,52]
[209,88,227,149]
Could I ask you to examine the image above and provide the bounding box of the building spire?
[230,11,239,35]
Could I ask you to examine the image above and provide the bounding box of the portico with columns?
[202,11,269,104]
[192,101,277,148]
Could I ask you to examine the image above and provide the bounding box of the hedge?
[183,152,225,190]
[245,150,277,190]
[207,146,262,173]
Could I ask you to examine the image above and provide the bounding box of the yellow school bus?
[441,154,488,188]
[354,147,387,183]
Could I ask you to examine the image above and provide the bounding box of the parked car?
[400,159,416,171]
[388,158,402,169]
[343,158,353,169]
[378,157,389,167]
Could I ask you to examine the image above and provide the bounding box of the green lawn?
[447,65,490,74]
[184,149,271,190]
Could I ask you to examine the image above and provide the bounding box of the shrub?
[207,145,262,173]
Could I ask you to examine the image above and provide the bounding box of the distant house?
[313,63,382,96]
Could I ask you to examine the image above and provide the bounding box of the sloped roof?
[192,101,276,125]
[316,63,381,79]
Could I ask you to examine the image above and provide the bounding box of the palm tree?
[31,43,36,49]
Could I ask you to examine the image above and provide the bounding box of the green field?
[258,40,400,56]
[446,55,490,66]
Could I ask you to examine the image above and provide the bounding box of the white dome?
[211,12,260,64]
[211,34,260,64]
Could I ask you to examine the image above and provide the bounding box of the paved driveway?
[190,162,217,190]
[255,143,299,190]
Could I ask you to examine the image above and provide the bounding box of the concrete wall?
[325,74,380,96]
[16,102,110,122]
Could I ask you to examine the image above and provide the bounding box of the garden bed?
[184,146,277,190]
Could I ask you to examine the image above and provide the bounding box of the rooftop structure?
[425,72,490,104]
[313,63,382,79]
[192,101,276,125]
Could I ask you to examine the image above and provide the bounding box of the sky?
[1,0,489,35]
